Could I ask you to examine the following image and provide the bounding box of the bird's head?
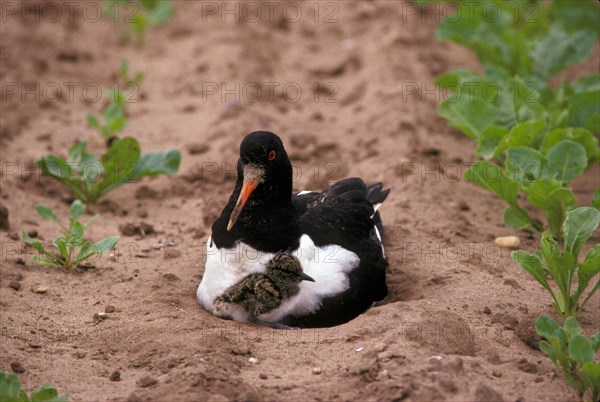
[267,254,315,283]
[227,131,293,231]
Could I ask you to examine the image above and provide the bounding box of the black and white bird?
[197,131,390,328]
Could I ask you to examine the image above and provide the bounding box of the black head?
[267,254,315,283]
[226,131,293,231]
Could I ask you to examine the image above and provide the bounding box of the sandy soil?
[1,1,599,401]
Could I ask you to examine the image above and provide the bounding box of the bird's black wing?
[294,178,380,251]
[284,178,391,327]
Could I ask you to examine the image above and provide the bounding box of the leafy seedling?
[0,371,69,402]
[535,315,599,401]
[87,60,145,145]
[87,102,127,146]
[104,0,174,45]
[36,137,181,203]
[512,208,600,318]
[22,200,119,269]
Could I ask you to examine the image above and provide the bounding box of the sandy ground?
[1,1,599,401]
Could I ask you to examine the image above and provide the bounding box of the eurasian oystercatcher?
[197,131,390,327]
[213,254,315,320]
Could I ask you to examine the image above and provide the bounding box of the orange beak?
[227,174,260,231]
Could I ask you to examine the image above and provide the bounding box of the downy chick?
[213,253,315,320]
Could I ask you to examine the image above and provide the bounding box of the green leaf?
[551,0,600,36]
[35,205,58,222]
[476,126,509,160]
[70,200,84,220]
[23,231,47,255]
[581,362,600,393]
[563,207,600,257]
[522,180,576,238]
[494,121,546,159]
[592,332,600,352]
[575,245,600,306]
[512,250,554,294]
[73,240,94,262]
[67,141,87,165]
[75,236,118,263]
[94,137,142,197]
[148,0,173,25]
[93,236,119,254]
[593,188,600,209]
[131,149,181,179]
[563,316,583,338]
[545,140,587,183]
[100,137,140,173]
[32,255,63,268]
[531,26,596,80]
[439,97,499,140]
[54,237,69,260]
[506,147,556,183]
[0,371,22,399]
[465,161,519,206]
[541,128,599,164]
[67,221,84,247]
[36,155,74,181]
[535,315,562,341]
[504,206,540,233]
[540,234,577,311]
[87,114,100,129]
[568,334,594,364]
[539,340,558,363]
[569,90,600,133]
[30,383,69,402]
[571,75,600,93]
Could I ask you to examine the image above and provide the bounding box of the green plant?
[87,60,145,145]
[35,137,180,203]
[104,0,174,44]
[22,200,119,269]
[0,371,69,402]
[513,208,599,318]
[536,315,600,401]
[433,0,599,235]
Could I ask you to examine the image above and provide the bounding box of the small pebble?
[105,305,116,313]
[163,249,182,260]
[34,287,47,294]
[492,371,502,377]
[137,376,157,388]
[248,357,258,364]
[258,373,267,380]
[483,307,491,315]
[495,236,520,250]
[27,229,38,238]
[312,367,322,375]
[372,342,386,352]
[15,258,25,265]
[11,362,25,373]
[110,371,121,381]
[94,312,108,321]
[29,343,41,349]
[355,347,363,352]
[9,281,21,291]
[75,351,86,359]
[377,351,393,361]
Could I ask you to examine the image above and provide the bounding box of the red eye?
[268,150,276,161]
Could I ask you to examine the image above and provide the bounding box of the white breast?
[196,234,360,323]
